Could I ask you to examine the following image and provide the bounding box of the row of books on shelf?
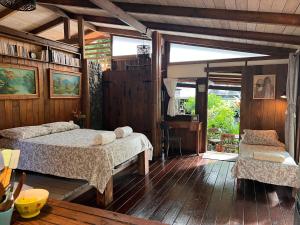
[50,50,81,67]
[0,40,81,67]
[0,40,48,61]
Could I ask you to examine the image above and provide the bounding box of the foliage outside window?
[175,85,196,115]
[207,93,240,134]
[181,93,240,134]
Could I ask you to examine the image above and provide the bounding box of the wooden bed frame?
[96,150,149,207]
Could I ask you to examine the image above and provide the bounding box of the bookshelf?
[0,35,82,68]
[49,47,81,68]
[0,36,48,61]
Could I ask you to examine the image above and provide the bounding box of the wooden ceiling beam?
[88,0,152,38]
[163,34,294,56]
[70,14,300,45]
[0,8,16,21]
[37,0,300,26]
[30,17,64,34]
[114,2,300,27]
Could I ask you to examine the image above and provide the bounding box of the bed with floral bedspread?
[0,129,153,193]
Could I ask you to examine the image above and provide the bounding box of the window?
[169,43,266,63]
[175,82,196,115]
[112,36,152,56]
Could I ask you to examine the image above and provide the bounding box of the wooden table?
[13,199,165,225]
[167,121,203,155]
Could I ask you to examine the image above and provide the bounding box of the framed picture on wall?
[49,69,81,99]
[0,64,39,99]
[253,74,276,99]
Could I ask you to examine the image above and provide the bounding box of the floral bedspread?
[232,143,300,188]
[0,129,153,193]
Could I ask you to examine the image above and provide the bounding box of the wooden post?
[196,75,208,153]
[96,177,113,207]
[138,151,149,175]
[63,18,71,40]
[151,31,163,158]
[78,16,90,128]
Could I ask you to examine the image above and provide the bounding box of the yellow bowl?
[15,189,49,218]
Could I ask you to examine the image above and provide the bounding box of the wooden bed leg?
[138,150,149,176]
[96,177,113,208]
[292,188,299,199]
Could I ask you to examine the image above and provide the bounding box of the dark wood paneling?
[0,42,81,130]
[196,77,208,152]
[240,64,288,141]
[103,69,153,141]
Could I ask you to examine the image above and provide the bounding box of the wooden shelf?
[0,53,47,62]
[49,61,81,68]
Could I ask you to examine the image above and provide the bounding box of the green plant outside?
[183,94,240,134]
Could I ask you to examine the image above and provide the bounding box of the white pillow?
[42,121,80,133]
[0,126,51,140]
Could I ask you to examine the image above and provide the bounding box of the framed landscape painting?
[0,64,39,99]
[253,74,276,99]
[49,69,81,99]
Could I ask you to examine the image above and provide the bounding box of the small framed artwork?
[253,74,276,99]
[0,64,39,99]
[191,114,199,122]
[49,69,81,99]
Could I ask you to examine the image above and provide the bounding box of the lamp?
[280,91,287,99]
[0,0,36,11]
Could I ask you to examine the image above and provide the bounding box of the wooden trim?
[30,17,64,34]
[164,35,293,56]
[115,2,300,27]
[64,18,71,40]
[49,69,82,99]
[208,85,241,91]
[0,8,16,21]
[145,22,300,46]
[168,56,282,66]
[74,14,300,45]
[97,27,147,39]
[0,64,40,100]
[0,25,79,53]
[89,0,152,38]
[37,0,300,26]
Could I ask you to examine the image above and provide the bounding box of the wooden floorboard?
[72,155,295,225]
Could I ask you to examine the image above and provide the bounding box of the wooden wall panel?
[103,68,153,147]
[240,64,287,142]
[0,40,81,130]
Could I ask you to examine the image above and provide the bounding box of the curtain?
[163,78,178,117]
[285,52,299,159]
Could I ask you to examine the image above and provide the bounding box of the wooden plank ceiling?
[0,0,300,52]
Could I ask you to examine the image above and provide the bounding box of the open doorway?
[207,72,241,153]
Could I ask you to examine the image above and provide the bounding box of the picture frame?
[253,74,276,99]
[191,114,199,122]
[0,64,39,99]
[49,69,81,99]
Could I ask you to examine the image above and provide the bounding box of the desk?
[167,121,203,155]
[13,199,165,225]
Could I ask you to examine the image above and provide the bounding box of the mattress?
[0,129,153,193]
[232,143,300,188]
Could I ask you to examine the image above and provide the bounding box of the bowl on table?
[15,189,49,218]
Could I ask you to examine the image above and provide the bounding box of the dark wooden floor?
[73,155,296,225]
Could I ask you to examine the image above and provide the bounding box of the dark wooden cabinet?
[103,69,153,141]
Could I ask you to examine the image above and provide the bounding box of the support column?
[78,16,90,128]
[151,31,163,157]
